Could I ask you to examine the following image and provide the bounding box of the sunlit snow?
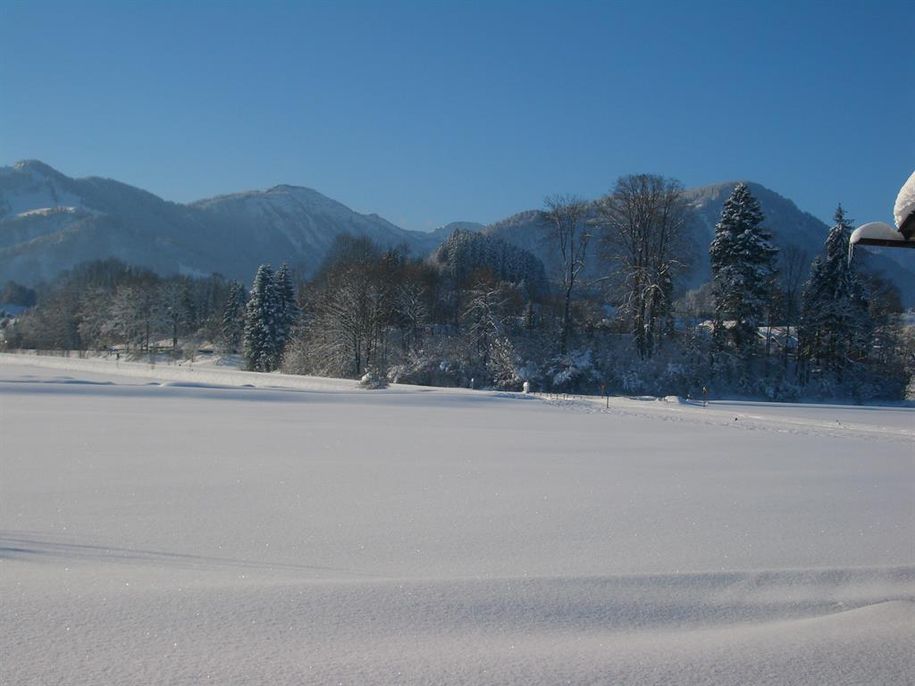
[1,355,912,685]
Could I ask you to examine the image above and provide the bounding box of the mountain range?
[1,160,911,304]
[480,183,914,295]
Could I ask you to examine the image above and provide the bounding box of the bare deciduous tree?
[394,282,429,353]
[159,280,196,351]
[541,194,591,354]
[110,284,161,353]
[300,245,403,378]
[772,245,809,367]
[597,175,690,359]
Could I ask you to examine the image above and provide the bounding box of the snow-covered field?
[1,354,913,685]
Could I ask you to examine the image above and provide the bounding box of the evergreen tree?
[709,183,779,356]
[274,263,299,351]
[220,281,246,354]
[243,265,281,371]
[799,205,871,381]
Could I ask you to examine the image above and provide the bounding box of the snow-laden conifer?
[274,263,299,351]
[220,281,246,354]
[799,206,871,380]
[710,183,779,354]
[243,264,281,371]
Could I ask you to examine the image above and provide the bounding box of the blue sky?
[1,0,911,231]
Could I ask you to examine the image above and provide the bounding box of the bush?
[359,367,389,389]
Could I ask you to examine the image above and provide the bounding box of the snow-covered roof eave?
[847,171,915,262]
[849,221,915,250]
[894,170,915,231]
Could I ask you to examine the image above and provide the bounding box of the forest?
[2,176,911,401]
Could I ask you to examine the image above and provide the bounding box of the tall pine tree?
[274,263,299,352]
[799,205,871,381]
[243,264,281,372]
[709,183,779,356]
[220,281,246,354]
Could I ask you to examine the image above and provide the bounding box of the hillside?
[0,161,436,285]
[481,182,915,302]
[2,162,911,303]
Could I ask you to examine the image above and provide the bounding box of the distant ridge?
[479,182,915,302]
[0,161,436,285]
[1,161,912,304]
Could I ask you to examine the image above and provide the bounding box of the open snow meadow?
[1,353,913,685]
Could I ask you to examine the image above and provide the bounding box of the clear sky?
[1,0,911,231]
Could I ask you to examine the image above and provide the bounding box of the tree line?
[1,260,232,354]
[2,175,911,400]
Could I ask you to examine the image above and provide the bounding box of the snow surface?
[16,205,80,218]
[1,355,913,685]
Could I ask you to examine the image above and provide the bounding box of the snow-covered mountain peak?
[192,183,342,210]
[265,183,321,195]
[11,159,66,178]
[2,162,912,304]
[0,160,85,219]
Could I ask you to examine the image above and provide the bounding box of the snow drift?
[1,356,912,684]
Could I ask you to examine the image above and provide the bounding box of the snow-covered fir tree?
[220,281,246,354]
[799,205,871,380]
[274,263,299,350]
[709,183,779,355]
[243,264,282,372]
